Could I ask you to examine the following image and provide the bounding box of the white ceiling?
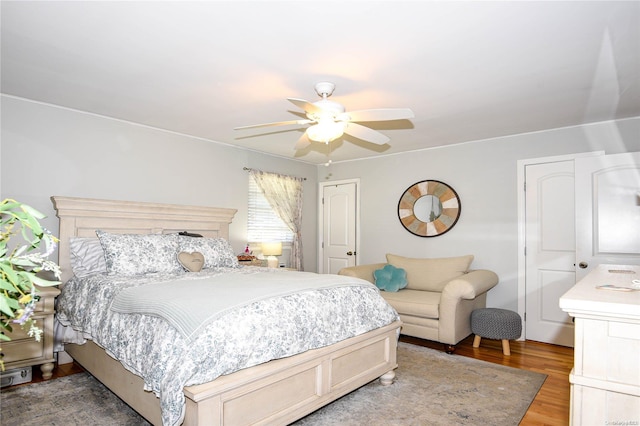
[2,1,639,165]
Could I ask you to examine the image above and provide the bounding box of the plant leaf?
[0,262,23,288]
[19,204,46,220]
[0,201,21,212]
[31,275,61,287]
[0,296,19,317]
[10,257,39,268]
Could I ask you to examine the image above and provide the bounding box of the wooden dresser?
[559,264,640,425]
[2,285,60,379]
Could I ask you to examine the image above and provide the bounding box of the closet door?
[320,180,358,274]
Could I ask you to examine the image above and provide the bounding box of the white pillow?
[69,237,107,278]
[96,230,183,275]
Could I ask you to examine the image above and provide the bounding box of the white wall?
[317,117,640,311]
[1,96,319,271]
[3,95,639,311]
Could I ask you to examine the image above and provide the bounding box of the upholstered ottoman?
[471,308,522,355]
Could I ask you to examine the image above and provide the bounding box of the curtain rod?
[243,167,307,181]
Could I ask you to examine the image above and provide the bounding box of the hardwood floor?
[29,360,85,383]
[401,334,574,426]
[20,335,574,425]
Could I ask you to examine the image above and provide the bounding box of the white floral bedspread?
[55,267,399,426]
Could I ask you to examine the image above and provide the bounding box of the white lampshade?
[261,242,282,268]
[261,242,282,256]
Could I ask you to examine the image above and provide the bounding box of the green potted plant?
[0,199,61,371]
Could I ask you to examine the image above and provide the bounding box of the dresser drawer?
[578,318,640,387]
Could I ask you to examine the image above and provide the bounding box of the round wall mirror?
[397,180,461,237]
[413,195,442,222]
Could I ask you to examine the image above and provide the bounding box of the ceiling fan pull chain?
[325,140,333,167]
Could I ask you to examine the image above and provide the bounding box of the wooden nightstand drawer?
[2,338,44,363]
[2,285,59,379]
[2,323,33,341]
[2,312,50,342]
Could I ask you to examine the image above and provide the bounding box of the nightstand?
[240,262,297,271]
[2,285,60,380]
[239,261,266,267]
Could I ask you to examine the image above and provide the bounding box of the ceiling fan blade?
[343,122,390,145]
[294,131,312,150]
[288,98,323,115]
[339,108,414,122]
[234,119,312,130]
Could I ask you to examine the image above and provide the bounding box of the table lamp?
[261,242,282,268]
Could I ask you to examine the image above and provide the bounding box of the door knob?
[578,262,588,269]
[346,251,353,256]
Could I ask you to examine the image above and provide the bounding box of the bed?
[51,196,401,426]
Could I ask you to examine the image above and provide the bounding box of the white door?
[525,161,576,347]
[321,182,358,274]
[575,152,640,281]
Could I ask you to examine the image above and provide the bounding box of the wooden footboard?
[65,320,400,425]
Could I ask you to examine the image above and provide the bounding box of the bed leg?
[379,370,396,386]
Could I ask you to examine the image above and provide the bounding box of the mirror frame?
[397,180,461,237]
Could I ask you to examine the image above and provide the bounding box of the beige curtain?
[249,170,304,271]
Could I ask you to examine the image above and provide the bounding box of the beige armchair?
[338,254,499,353]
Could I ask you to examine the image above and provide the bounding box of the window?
[248,175,294,242]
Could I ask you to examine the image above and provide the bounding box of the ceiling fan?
[234,82,414,150]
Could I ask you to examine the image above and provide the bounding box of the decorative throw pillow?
[177,251,205,272]
[69,237,107,277]
[96,230,183,275]
[373,264,408,292]
[386,253,474,292]
[177,236,239,269]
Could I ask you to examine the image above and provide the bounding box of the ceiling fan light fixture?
[235,82,414,151]
[306,120,345,143]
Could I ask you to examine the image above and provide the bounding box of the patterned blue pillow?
[96,230,182,275]
[177,236,240,269]
[374,264,408,292]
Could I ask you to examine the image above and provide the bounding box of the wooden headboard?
[51,196,237,282]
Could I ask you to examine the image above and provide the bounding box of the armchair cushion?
[386,253,474,292]
[380,289,440,318]
[373,264,408,292]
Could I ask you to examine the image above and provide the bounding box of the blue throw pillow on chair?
[374,264,408,292]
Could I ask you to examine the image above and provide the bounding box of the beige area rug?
[294,342,546,425]
[0,371,150,426]
[0,342,545,425]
